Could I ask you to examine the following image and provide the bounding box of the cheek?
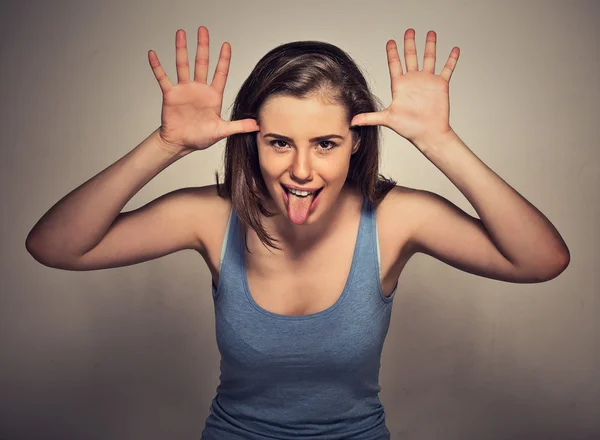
[258,151,287,183]
[320,155,352,182]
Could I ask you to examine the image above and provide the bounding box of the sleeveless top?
[201,198,397,440]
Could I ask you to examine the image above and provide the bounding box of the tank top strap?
[352,196,380,284]
[213,205,243,300]
[363,197,399,301]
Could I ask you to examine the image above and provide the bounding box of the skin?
[251,27,571,287]
[26,26,570,309]
[350,29,570,284]
[255,95,360,247]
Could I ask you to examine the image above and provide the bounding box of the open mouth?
[281,184,323,199]
[280,184,324,224]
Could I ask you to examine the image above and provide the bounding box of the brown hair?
[216,40,395,249]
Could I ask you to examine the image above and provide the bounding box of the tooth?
[288,188,315,197]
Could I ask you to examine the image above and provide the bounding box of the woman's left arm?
[411,128,569,282]
[351,28,570,283]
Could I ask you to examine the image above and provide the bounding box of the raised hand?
[148,26,260,153]
[350,29,459,146]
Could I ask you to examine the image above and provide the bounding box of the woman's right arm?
[25,26,259,270]
[26,129,203,270]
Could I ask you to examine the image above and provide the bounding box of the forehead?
[258,96,348,133]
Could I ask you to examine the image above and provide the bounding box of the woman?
[26,26,570,439]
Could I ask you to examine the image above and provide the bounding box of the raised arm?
[25,26,259,270]
[27,131,198,270]
[353,29,569,283]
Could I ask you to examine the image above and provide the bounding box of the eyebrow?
[263,133,345,143]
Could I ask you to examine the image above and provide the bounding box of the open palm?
[351,29,460,145]
[148,26,259,152]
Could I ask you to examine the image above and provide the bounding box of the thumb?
[350,111,387,127]
[224,118,260,136]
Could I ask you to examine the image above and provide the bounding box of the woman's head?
[217,40,395,248]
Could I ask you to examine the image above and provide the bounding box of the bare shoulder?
[376,184,421,231]
[377,184,421,206]
[185,184,231,218]
[188,184,235,284]
[155,183,231,254]
[185,184,231,252]
[376,184,444,225]
[374,184,432,260]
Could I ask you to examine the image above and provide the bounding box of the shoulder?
[376,184,447,224]
[185,183,231,210]
[178,184,232,252]
[375,184,422,226]
[175,184,231,218]
[374,185,444,257]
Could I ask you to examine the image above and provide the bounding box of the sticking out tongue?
[287,192,315,224]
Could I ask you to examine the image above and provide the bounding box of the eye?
[269,140,289,150]
[317,141,337,152]
[267,139,338,152]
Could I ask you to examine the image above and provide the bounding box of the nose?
[289,148,313,182]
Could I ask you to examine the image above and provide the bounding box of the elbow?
[25,233,40,261]
[554,249,571,277]
[26,235,87,270]
[553,243,571,275]
[536,250,570,282]
[514,248,570,283]
[25,235,50,267]
[25,234,60,268]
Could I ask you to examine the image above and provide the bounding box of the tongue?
[287,193,314,224]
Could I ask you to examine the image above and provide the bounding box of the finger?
[440,46,460,82]
[422,30,436,73]
[148,50,173,94]
[386,40,403,87]
[175,29,191,83]
[194,26,210,83]
[403,28,418,71]
[350,111,387,127]
[224,118,260,136]
[210,42,231,95]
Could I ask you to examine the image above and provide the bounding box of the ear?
[349,125,360,154]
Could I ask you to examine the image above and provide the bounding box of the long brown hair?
[216,40,395,249]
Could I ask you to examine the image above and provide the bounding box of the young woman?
[26,26,570,439]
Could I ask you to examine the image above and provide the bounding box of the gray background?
[1,0,598,439]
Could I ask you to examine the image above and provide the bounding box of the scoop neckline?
[241,199,366,320]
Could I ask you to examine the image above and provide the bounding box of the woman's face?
[256,95,358,226]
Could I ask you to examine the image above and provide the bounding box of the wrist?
[152,128,193,159]
[411,127,458,156]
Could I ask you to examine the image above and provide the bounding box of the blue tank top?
[201,198,397,439]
